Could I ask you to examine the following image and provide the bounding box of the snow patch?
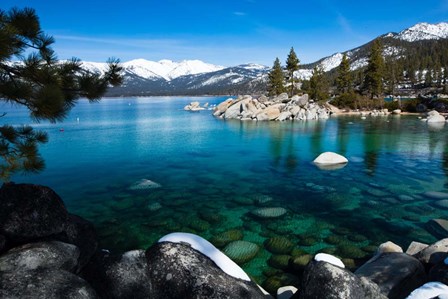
[158,232,251,281]
[314,253,345,268]
[406,282,448,299]
[396,22,448,42]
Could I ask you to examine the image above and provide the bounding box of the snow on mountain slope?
[167,60,224,80]
[80,61,110,74]
[395,22,448,42]
[80,59,224,81]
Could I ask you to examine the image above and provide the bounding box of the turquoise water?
[2,97,448,288]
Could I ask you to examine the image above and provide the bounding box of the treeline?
[268,37,448,111]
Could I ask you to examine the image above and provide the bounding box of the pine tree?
[336,53,353,94]
[268,58,285,96]
[363,39,385,99]
[309,66,328,102]
[285,47,300,96]
[0,7,123,180]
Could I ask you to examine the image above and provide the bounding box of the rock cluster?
[213,93,331,121]
[3,182,448,299]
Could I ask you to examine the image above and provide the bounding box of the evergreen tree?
[268,57,285,96]
[425,70,433,87]
[309,66,328,102]
[285,47,300,96]
[0,7,123,180]
[363,39,385,99]
[336,53,353,94]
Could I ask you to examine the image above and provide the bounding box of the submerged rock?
[223,240,259,264]
[128,179,161,190]
[250,207,287,219]
[426,219,448,239]
[264,237,294,255]
[423,191,448,200]
[210,229,244,248]
[145,241,266,298]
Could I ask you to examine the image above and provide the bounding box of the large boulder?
[214,98,234,116]
[0,183,69,242]
[295,259,386,299]
[145,241,266,298]
[297,94,309,107]
[54,214,98,272]
[0,268,98,298]
[427,110,446,123]
[82,250,151,299]
[0,235,5,254]
[414,238,448,267]
[224,101,244,119]
[355,252,426,299]
[273,93,289,103]
[0,241,79,273]
[257,105,282,121]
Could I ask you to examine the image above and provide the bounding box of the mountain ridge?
[90,21,448,96]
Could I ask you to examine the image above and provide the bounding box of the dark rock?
[295,260,386,299]
[0,268,98,298]
[426,219,448,239]
[429,260,448,285]
[82,250,151,299]
[0,235,5,254]
[355,252,426,299]
[0,183,69,242]
[145,241,266,298]
[414,238,448,267]
[54,214,98,271]
[0,241,79,272]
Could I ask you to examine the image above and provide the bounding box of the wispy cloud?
[233,11,247,16]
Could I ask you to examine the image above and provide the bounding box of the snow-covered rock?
[314,253,345,268]
[158,232,251,281]
[406,282,448,299]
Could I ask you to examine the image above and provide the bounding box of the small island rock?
[313,152,349,165]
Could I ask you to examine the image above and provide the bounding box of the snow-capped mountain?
[298,21,448,80]
[394,22,448,42]
[91,21,448,95]
[82,59,224,81]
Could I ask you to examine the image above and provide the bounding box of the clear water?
[2,97,448,286]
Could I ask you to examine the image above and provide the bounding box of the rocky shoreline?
[1,183,448,298]
[206,94,448,124]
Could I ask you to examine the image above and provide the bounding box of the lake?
[2,96,448,287]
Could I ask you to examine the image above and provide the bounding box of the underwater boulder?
[264,237,294,255]
[210,229,244,248]
[223,240,259,264]
[250,207,287,219]
[128,179,161,191]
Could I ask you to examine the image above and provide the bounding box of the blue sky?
[3,0,448,66]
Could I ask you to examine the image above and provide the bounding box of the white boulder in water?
[313,152,348,166]
[128,179,161,190]
[427,110,446,123]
